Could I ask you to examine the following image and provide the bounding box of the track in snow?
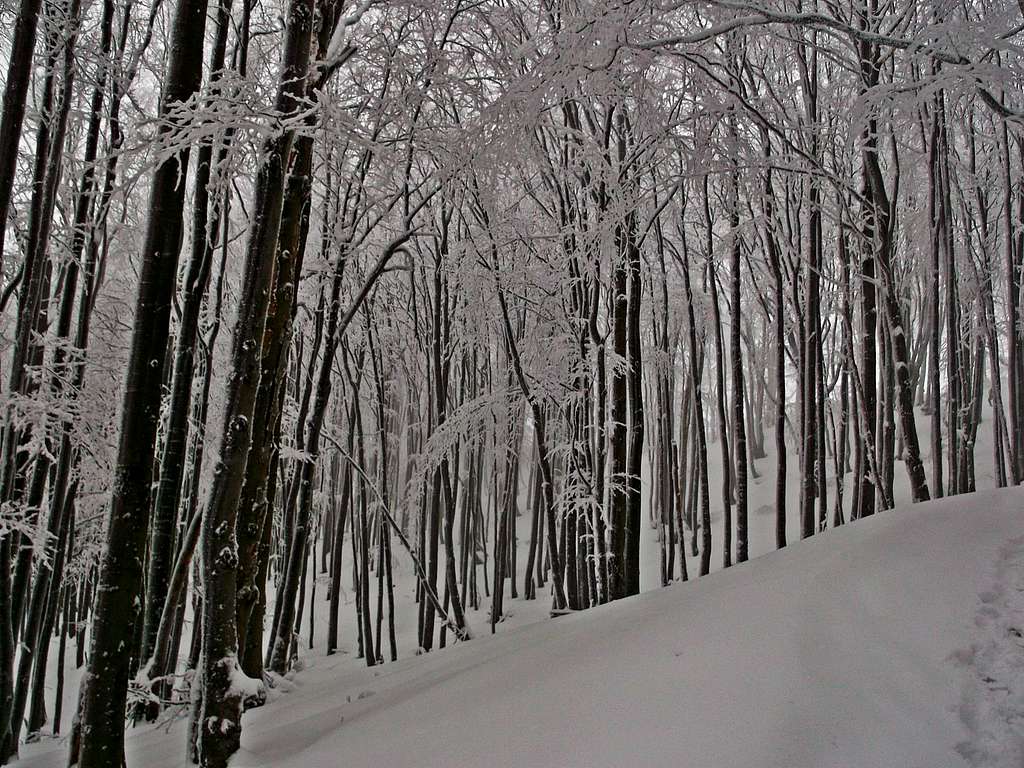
[955,535,1024,767]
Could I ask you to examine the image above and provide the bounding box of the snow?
[227,657,266,707]
[953,536,1024,766]
[16,485,1024,767]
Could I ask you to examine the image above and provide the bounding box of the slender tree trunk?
[706,187,733,567]
[762,148,787,549]
[729,173,748,562]
[625,206,644,595]
[678,208,712,575]
[608,241,629,598]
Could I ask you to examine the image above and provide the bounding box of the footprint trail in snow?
[955,535,1024,767]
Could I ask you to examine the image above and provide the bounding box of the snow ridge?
[955,535,1024,767]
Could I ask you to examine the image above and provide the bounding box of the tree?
[73,0,209,764]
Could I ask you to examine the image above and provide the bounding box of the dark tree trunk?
[608,243,628,599]
[141,0,234,678]
[327,401,356,655]
[74,0,209,763]
[0,0,45,279]
[761,146,787,549]
[678,210,712,575]
[729,174,748,562]
[624,207,644,595]
[705,183,732,568]
[195,0,324,759]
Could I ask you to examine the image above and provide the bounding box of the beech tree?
[72,0,209,764]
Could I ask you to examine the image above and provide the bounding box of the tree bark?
[74,0,209,763]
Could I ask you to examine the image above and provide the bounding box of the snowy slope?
[18,485,1024,768]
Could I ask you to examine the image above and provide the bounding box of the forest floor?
[14,489,1024,766]
[13,409,1024,767]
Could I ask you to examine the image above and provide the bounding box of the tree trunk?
[74,0,209,763]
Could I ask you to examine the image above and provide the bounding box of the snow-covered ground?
[17,482,1024,767]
